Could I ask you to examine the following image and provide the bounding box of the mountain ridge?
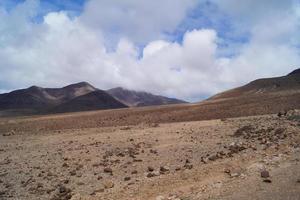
[0,82,187,115]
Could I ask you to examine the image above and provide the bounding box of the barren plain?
[0,108,300,200]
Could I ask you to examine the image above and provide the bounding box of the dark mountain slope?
[0,82,125,115]
[51,90,127,113]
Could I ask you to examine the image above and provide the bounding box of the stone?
[277,111,287,117]
[148,166,154,172]
[184,163,193,170]
[263,179,272,183]
[51,185,72,200]
[201,157,208,164]
[124,177,131,181]
[131,170,138,174]
[91,188,104,195]
[69,170,76,176]
[62,163,69,168]
[261,170,270,178]
[160,166,170,174]
[147,171,159,178]
[208,154,218,161]
[103,168,113,174]
[103,181,114,189]
[156,195,165,200]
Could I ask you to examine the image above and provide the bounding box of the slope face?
[51,90,128,113]
[107,87,187,107]
[288,68,300,75]
[0,86,55,111]
[211,69,300,100]
[0,82,97,110]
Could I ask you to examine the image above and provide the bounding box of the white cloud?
[80,0,197,45]
[210,0,300,84]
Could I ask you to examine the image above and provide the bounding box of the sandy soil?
[0,111,300,200]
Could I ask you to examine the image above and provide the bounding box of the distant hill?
[210,68,300,100]
[107,87,187,107]
[0,82,126,115]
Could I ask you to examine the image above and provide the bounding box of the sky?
[0,0,299,102]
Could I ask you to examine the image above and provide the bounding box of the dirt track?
[1,112,300,200]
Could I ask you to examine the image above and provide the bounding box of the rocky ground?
[0,111,300,200]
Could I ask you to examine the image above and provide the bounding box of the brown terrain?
[0,69,300,200]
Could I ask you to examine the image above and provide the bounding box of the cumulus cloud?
[0,0,300,102]
[211,0,300,82]
[80,0,197,45]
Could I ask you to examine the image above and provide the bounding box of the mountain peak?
[64,82,94,89]
[288,68,300,76]
[28,85,42,90]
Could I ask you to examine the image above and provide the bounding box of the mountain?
[0,82,126,115]
[107,87,187,107]
[210,68,300,100]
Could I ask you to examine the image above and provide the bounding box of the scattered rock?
[234,125,254,137]
[69,170,76,176]
[147,171,159,178]
[51,185,72,200]
[225,168,243,178]
[278,111,287,117]
[263,179,272,183]
[0,190,7,196]
[124,177,131,181]
[184,159,193,169]
[148,166,154,172]
[160,166,170,174]
[91,188,104,195]
[131,170,138,174]
[208,154,218,161]
[76,182,84,186]
[2,130,15,137]
[103,180,114,189]
[62,163,69,168]
[201,157,208,164]
[104,167,113,174]
[261,170,270,178]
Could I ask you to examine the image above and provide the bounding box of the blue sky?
[0,0,299,101]
[1,0,84,12]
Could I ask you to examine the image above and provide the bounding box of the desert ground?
[0,107,300,200]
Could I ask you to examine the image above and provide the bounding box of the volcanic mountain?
[107,87,187,107]
[0,82,127,115]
